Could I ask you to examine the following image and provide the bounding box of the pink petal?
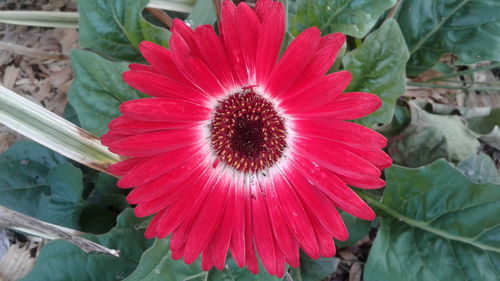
[229,183,246,268]
[171,19,201,58]
[128,63,153,72]
[337,174,387,189]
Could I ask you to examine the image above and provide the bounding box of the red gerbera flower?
[102,0,391,277]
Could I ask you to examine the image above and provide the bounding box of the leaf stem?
[425,62,500,82]
[358,191,500,254]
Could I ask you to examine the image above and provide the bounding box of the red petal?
[236,3,261,79]
[251,181,277,275]
[184,180,231,264]
[101,131,129,146]
[273,174,319,258]
[294,119,387,149]
[296,138,381,179]
[138,41,191,84]
[123,70,209,103]
[108,116,196,135]
[120,98,210,122]
[301,92,382,120]
[254,0,273,20]
[280,71,351,112]
[220,1,247,85]
[107,129,198,157]
[107,157,144,178]
[255,2,285,85]
[194,25,236,89]
[170,33,226,97]
[293,155,376,220]
[284,166,348,240]
[337,174,386,189]
[265,27,321,98]
[171,19,201,58]
[117,147,202,188]
[128,63,153,72]
[229,183,246,267]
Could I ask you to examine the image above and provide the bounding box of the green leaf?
[95,173,129,211]
[68,50,144,136]
[21,209,152,281]
[335,212,371,248]
[397,0,500,76]
[185,0,217,27]
[288,0,396,38]
[0,141,85,228]
[124,238,204,281]
[458,153,500,185]
[467,108,500,135]
[342,19,409,127]
[207,256,282,281]
[388,102,481,167]
[364,160,500,281]
[289,253,339,281]
[77,0,170,61]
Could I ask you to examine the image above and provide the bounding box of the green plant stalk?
[0,0,195,28]
[0,11,79,28]
[0,85,120,174]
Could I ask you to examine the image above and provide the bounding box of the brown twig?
[145,7,173,28]
[0,41,68,60]
[0,205,119,257]
[212,0,223,23]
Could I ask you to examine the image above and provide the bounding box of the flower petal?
[255,2,285,85]
[123,70,209,103]
[120,98,210,122]
[265,27,321,98]
[300,92,382,120]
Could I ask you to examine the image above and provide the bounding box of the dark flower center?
[210,89,287,173]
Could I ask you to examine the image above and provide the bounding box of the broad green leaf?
[397,0,500,76]
[207,256,282,281]
[289,253,339,281]
[288,0,396,38]
[185,0,217,27]
[458,153,500,185]
[95,173,129,211]
[77,0,170,61]
[343,19,409,127]
[388,102,480,167]
[0,141,85,228]
[21,209,151,281]
[335,212,371,248]
[124,238,204,281]
[467,108,500,135]
[68,50,144,136]
[364,160,500,281]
